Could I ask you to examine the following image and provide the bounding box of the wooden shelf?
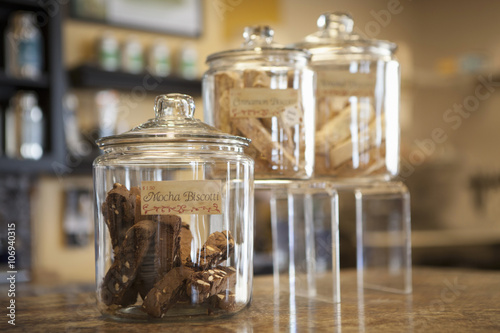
[68,64,202,96]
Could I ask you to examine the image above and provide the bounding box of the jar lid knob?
[242,25,274,47]
[154,93,195,119]
[317,12,354,34]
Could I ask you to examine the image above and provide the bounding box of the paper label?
[282,105,303,128]
[229,88,299,119]
[141,180,222,215]
[317,71,376,98]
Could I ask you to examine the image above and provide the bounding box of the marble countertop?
[1,267,499,332]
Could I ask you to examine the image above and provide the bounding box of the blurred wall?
[403,1,500,233]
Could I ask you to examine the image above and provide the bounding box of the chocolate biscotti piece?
[207,290,237,313]
[101,220,156,306]
[142,266,195,318]
[134,240,156,300]
[102,183,136,253]
[135,216,186,299]
[186,266,236,304]
[193,230,235,270]
[142,265,237,317]
[129,186,149,222]
[179,222,193,266]
[135,216,187,299]
[154,215,183,278]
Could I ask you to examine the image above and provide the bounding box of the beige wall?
[31,176,95,283]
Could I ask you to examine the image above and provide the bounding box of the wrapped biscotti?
[203,26,315,180]
[314,98,389,177]
[292,12,401,179]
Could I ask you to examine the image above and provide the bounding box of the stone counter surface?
[1,267,499,332]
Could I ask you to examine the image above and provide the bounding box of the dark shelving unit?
[69,64,202,96]
[0,0,66,174]
[0,2,201,175]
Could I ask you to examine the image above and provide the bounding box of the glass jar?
[5,91,44,160]
[5,11,44,79]
[148,40,171,77]
[203,26,315,180]
[97,31,120,72]
[121,35,144,74]
[293,12,400,180]
[93,94,254,320]
[178,43,198,80]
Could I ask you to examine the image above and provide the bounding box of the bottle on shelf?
[5,91,45,160]
[63,93,92,157]
[148,39,171,77]
[95,89,119,138]
[121,35,144,74]
[4,11,44,79]
[96,31,120,71]
[178,43,198,80]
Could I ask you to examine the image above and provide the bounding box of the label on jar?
[317,71,376,98]
[229,88,299,119]
[141,180,222,215]
[282,105,303,128]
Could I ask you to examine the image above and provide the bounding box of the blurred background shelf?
[68,64,202,96]
[0,72,49,89]
[0,156,57,174]
[0,0,66,176]
[0,0,43,11]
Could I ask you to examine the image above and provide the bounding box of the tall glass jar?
[293,13,400,180]
[203,26,315,180]
[93,94,254,320]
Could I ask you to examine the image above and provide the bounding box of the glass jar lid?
[292,12,397,57]
[96,93,250,148]
[206,25,310,63]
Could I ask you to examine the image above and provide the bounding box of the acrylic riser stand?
[349,180,412,294]
[258,179,412,304]
[256,180,341,304]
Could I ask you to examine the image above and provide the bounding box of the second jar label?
[317,71,377,98]
[229,88,299,119]
[140,180,222,215]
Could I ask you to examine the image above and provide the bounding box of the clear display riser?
[255,178,412,304]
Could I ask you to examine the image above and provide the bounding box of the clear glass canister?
[93,94,254,320]
[203,26,315,180]
[293,13,400,179]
